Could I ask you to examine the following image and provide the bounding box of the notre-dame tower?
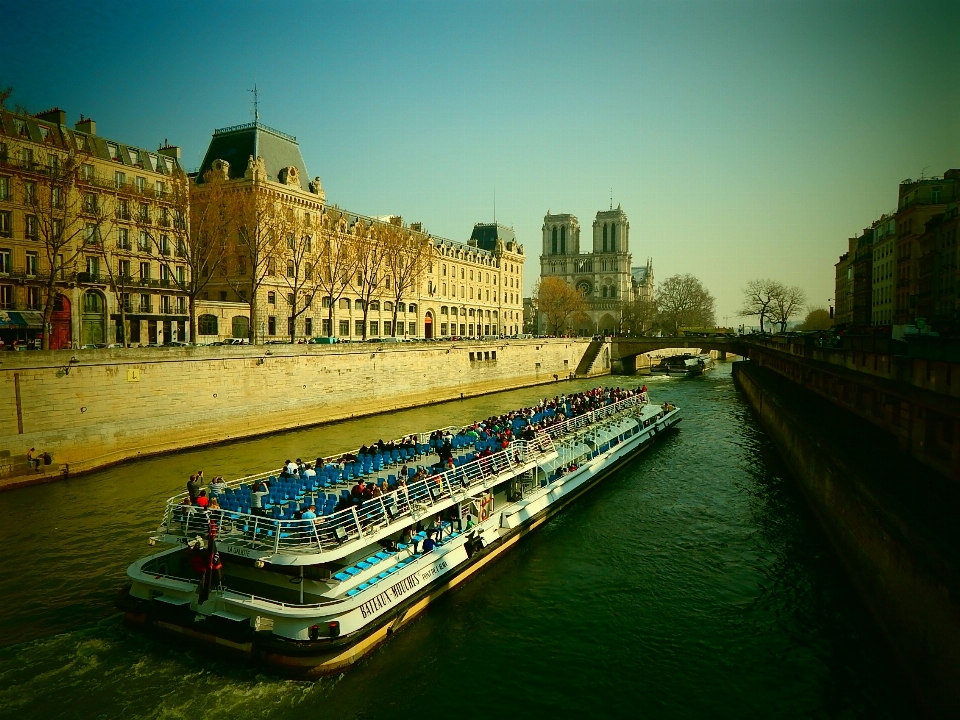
[540,205,648,334]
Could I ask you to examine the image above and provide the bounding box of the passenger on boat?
[207,476,227,498]
[301,504,318,519]
[370,483,383,498]
[351,480,366,500]
[427,515,442,540]
[302,464,317,479]
[195,489,209,508]
[250,481,269,516]
[284,459,297,475]
[422,536,436,553]
[186,474,200,503]
[401,525,415,552]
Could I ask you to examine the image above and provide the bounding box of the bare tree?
[351,220,389,340]
[655,273,716,335]
[383,223,432,337]
[534,277,587,336]
[740,279,781,333]
[274,207,321,342]
[22,152,111,349]
[227,186,284,343]
[770,285,806,332]
[152,168,234,340]
[316,209,361,338]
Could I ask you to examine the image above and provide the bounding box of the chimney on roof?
[75,117,96,135]
[34,108,66,125]
[158,144,181,160]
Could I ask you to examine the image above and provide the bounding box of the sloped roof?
[196,122,310,190]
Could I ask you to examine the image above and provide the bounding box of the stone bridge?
[611,336,750,372]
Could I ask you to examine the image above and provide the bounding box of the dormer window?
[107,143,119,161]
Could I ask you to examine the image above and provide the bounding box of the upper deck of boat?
[156,391,664,565]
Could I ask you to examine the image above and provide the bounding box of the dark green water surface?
[0,363,915,719]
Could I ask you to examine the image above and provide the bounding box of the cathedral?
[540,206,653,334]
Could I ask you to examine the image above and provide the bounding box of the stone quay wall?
[734,360,960,717]
[0,339,606,486]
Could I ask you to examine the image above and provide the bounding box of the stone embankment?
[0,339,607,488]
[734,360,960,718]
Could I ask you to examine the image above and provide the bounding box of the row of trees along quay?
[215,175,433,344]
[533,272,716,335]
[19,156,435,347]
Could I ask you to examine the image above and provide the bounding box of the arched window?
[369,300,380,311]
[610,286,617,298]
[408,303,417,313]
[339,298,351,310]
[560,226,566,254]
[551,227,557,254]
[198,314,218,335]
[611,224,616,251]
[441,306,448,315]
[398,302,406,312]
[83,291,104,313]
[602,286,608,298]
[384,301,394,312]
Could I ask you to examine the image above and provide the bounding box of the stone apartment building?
[871,213,896,325]
[193,120,524,342]
[539,206,653,334]
[0,107,188,348]
[894,171,960,324]
[835,169,960,331]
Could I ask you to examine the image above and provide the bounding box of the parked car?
[163,340,193,347]
[308,336,338,344]
[222,338,249,345]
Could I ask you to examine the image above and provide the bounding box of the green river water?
[0,363,917,719]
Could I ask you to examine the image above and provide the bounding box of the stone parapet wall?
[0,339,604,486]
[734,360,960,717]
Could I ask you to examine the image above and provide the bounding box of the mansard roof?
[196,121,310,190]
[470,222,516,251]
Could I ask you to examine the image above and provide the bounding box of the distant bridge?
[611,336,750,372]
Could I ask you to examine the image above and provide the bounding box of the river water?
[0,363,916,719]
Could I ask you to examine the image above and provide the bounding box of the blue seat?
[334,572,351,582]
[358,582,370,591]
[347,589,360,597]
[345,566,361,576]
[366,555,381,565]
[377,571,389,580]
[356,561,372,570]
[375,551,391,560]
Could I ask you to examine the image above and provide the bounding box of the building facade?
[0,107,188,348]
[193,121,524,343]
[539,206,652,334]
[894,171,960,324]
[871,213,896,325]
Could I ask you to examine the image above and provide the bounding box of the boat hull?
[118,410,681,676]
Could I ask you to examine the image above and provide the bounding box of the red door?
[50,295,72,350]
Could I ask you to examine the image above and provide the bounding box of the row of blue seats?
[339,523,462,597]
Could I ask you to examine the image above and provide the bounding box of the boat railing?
[540,394,645,440]
[161,435,558,556]
[165,424,503,507]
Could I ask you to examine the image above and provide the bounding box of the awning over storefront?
[0,311,43,329]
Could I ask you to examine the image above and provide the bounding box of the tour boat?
[650,354,707,376]
[117,389,681,677]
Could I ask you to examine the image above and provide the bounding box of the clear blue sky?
[4,0,958,322]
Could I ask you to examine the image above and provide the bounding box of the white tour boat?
[118,388,681,676]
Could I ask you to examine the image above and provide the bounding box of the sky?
[3,0,958,323]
